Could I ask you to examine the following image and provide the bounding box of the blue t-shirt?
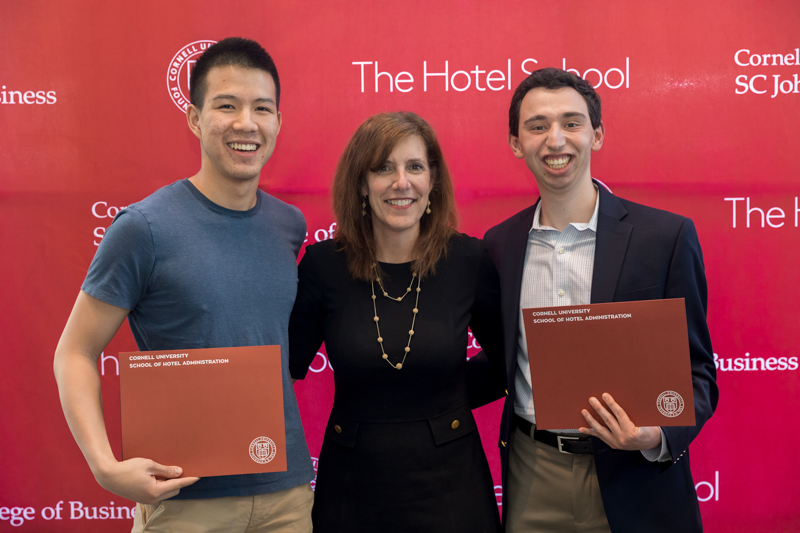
[83,179,314,499]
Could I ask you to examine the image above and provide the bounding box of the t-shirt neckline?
[181,178,262,218]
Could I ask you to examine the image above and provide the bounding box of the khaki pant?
[131,483,313,533]
[506,427,611,533]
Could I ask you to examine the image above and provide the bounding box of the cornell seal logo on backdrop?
[166,40,217,112]
[656,391,685,417]
[249,436,277,464]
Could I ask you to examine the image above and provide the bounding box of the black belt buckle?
[557,435,580,454]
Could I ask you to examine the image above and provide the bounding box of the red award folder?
[119,345,286,478]
[522,299,695,430]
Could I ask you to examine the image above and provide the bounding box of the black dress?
[289,235,504,533]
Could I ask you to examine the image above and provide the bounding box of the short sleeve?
[81,207,155,311]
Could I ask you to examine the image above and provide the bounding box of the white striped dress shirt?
[514,189,599,433]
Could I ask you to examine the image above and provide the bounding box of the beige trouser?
[131,483,313,533]
[506,426,612,533]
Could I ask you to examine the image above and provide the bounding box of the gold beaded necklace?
[370,264,421,370]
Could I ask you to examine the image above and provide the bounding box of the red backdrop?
[1,1,799,530]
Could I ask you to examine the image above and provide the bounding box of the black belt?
[514,414,593,455]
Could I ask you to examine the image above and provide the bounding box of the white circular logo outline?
[249,436,277,464]
[166,40,217,112]
[656,390,685,418]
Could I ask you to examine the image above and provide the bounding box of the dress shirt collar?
[530,183,600,233]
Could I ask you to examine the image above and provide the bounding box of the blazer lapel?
[502,202,538,382]
[591,185,632,304]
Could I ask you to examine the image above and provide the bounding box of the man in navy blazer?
[481,68,718,532]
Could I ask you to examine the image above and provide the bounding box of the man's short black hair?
[190,37,280,109]
[508,67,601,136]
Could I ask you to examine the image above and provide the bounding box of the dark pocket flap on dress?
[428,405,477,446]
[324,411,359,448]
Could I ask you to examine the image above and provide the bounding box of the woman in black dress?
[289,112,504,532]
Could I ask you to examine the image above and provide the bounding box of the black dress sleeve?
[289,245,326,380]
[466,241,507,408]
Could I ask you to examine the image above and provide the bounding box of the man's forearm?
[54,349,117,480]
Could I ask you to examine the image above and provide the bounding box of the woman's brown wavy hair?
[332,111,458,281]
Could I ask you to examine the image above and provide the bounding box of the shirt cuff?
[640,428,671,462]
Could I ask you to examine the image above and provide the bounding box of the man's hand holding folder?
[579,392,662,451]
[94,458,199,505]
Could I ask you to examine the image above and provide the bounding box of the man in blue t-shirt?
[54,38,314,532]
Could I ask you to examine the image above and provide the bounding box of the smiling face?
[361,135,432,243]
[509,87,604,196]
[187,65,282,185]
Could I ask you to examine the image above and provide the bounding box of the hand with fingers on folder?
[579,393,662,451]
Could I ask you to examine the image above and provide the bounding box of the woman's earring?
[426,200,432,215]
[362,196,367,216]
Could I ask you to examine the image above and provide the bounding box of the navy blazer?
[481,183,719,533]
